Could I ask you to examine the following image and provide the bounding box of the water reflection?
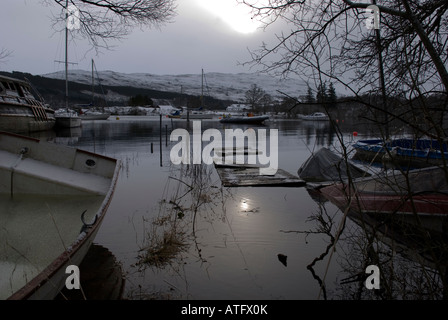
[337,212,448,299]
[305,186,448,300]
[40,116,447,300]
[298,120,335,147]
[56,244,125,300]
[240,199,250,212]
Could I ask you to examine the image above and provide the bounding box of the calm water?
[41,116,447,300]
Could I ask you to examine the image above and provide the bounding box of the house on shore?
[226,104,251,113]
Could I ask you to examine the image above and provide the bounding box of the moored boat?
[55,109,82,128]
[78,60,110,121]
[298,147,370,185]
[0,75,55,133]
[219,114,269,124]
[298,112,329,121]
[0,131,120,299]
[167,108,213,119]
[319,166,448,233]
[180,111,214,119]
[352,138,448,168]
[167,109,181,118]
[79,109,110,120]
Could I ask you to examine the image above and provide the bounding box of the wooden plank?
[214,164,306,187]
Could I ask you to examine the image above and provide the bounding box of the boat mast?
[201,69,204,109]
[91,59,94,105]
[65,0,69,110]
[54,1,78,109]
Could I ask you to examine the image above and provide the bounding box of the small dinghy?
[0,131,120,299]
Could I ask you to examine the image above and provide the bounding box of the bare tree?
[45,0,177,50]
[245,83,271,112]
[242,0,447,87]
[0,48,12,64]
[241,0,448,134]
[241,0,448,299]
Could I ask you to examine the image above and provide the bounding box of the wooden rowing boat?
[0,131,120,299]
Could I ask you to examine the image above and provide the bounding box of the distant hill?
[0,70,227,110]
[0,70,307,110]
[43,70,307,102]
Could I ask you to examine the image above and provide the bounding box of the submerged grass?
[136,164,219,270]
[137,229,187,268]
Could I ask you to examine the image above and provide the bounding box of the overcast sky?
[0,0,286,76]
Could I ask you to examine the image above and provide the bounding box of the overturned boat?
[0,131,120,299]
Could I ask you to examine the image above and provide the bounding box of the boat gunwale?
[0,130,40,142]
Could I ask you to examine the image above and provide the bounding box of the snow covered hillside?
[44,70,307,102]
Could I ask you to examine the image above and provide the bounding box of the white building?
[158,105,180,115]
[226,104,251,112]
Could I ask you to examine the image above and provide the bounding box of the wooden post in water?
[159,114,162,167]
[165,124,168,146]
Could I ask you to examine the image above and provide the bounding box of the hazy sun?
[196,0,262,34]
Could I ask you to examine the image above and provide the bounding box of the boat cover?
[298,147,370,183]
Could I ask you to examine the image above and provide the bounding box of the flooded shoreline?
[25,116,448,300]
